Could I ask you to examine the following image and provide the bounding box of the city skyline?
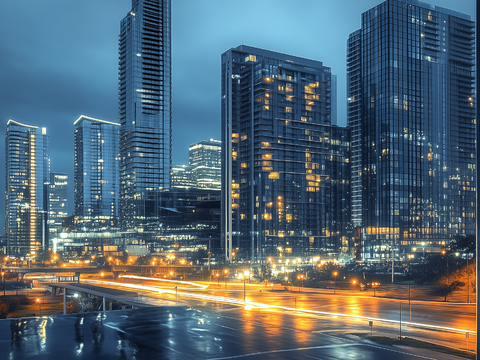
[0,0,474,223]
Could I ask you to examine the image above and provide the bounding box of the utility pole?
[391,247,395,283]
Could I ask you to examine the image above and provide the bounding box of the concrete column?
[63,288,66,315]
[103,297,106,312]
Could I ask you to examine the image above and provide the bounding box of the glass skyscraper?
[74,115,119,229]
[189,139,222,191]
[118,0,172,229]
[5,120,49,258]
[348,0,475,260]
[171,164,195,189]
[47,172,68,239]
[221,45,350,262]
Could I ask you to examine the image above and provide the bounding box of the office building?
[221,45,349,262]
[118,0,172,229]
[171,164,195,189]
[74,115,120,229]
[5,120,49,258]
[348,0,475,260]
[47,172,68,238]
[189,139,222,190]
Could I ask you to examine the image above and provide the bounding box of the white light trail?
[83,279,475,335]
[119,275,208,289]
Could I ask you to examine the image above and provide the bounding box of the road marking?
[205,343,360,359]
[218,324,237,331]
[304,356,323,360]
[362,343,440,360]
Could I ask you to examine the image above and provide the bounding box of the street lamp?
[243,270,250,302]
[224,269,229,289]
[352,280,357,294]
[1,271,5,297]
[442,251,460,282]
[36,298,41,316]
[467,254,471,303]
[333,271,338,295]
[216,273,220,286]
[297,274,304,292]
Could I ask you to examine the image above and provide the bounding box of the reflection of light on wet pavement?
[83,279,475,336]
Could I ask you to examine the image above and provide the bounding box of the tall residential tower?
[348,0,475,260]
[221,46,350,262]
[74,115,120,230]
[5,120,49,258]
[118,0,172,229]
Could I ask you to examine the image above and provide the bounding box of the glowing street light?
[36,298,41,316]
[333,271,338,295]
[224,269,229,289]
[352,279,357,294]
[443,251,460,282]
[297,274,304,292]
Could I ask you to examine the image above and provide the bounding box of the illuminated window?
[268,172,279,179]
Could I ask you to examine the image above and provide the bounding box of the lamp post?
[1,271,5,296]
[224,269,229,289]
[216,273,220,286]
[297,274,304,292]
[352,280,357,294]
[333,271,338,295]
[36,298,41,316]
[443,251,460,282]
[243,270,249,302]
[466,254,471,303]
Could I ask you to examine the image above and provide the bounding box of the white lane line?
[205,344,360,360]
[362,342,441,360]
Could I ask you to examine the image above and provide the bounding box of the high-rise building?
[221,45,350,262]
[348,0,475,260]
[5,120,49,258]
[47,172,68,238]
[189,139,222,190]
[171,165,195,189]
[74,115,120,229]
[118,0,172,229]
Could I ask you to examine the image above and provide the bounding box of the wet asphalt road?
[0,306,459,360]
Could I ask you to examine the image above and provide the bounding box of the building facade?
[47,172,68,239]
[171,164,195,189]
[221,45,349,262]
[189,139,222,190]
[74,115,119,230]
[348,0,475,260]
[118,0,172,229]
[5,120,49,258]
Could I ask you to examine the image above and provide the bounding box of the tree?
[410,254,447,285]
[449,235,475,256]
[432,280,464,302]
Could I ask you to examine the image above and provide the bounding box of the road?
[78,277,476,351]
[0,306,463,360]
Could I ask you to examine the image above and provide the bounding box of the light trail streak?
[118,275,209,289]
[83,279,475,335]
